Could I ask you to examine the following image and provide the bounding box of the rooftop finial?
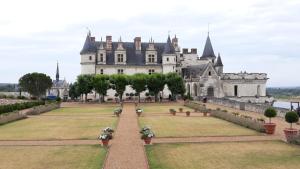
[56,61,59,81]
[86,27,91,36]
[208,23,210,35]
[119,36,122,42]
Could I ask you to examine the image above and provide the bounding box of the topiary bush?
[285,111,299,129]
[264,107,277,123]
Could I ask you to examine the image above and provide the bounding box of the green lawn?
[139,116,259,137]
[146,141,300,169]
[46,107,117,116]
[0,145,106,169]
[140,104,194,114]
[0,110,118,140]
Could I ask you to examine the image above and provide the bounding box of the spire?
[200,33,216,59]
[163,35,175,54]
[56,61,59,81]
[99,37,104,49]
[215,53,223,66]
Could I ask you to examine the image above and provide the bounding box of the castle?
[80,32,270,103]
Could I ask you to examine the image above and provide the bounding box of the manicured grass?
[146,141,300,169]
[0,145,106,169]
[0,115,117,140]
[139,116,259,137]
[140,104,194,114]
[46,107,117,115]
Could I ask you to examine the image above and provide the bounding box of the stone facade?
[80,32,269,102]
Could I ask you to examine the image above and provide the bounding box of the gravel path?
[103,103,149,169]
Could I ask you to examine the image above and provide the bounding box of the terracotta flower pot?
[284,128,298,142]
[101,139,109,146]
[263,123,276,134]
[186,111,190,117]
[136,111,142,116]
[144,137,152,144]
[172,112,176,116]
[203,112,207,117]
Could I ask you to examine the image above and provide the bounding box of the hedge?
[0,101,45,115]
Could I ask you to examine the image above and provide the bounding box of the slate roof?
[80,35,175,66]
[200,34,216,60]
[52,80,66,88]
[215,54,223,66]
[181,64,208,78]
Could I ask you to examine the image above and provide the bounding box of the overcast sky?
[0,0,299,87]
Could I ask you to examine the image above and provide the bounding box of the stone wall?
[0,103,60,125]
[208,98,288,117]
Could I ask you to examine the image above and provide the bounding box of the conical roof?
[215,54,223,66]
[163,35,175,54]
[200,34,216,59]
[56,62,59,81]
[80,33,97,54]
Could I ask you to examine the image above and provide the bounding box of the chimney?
[91,37,95,42]
[182,48,188,54]
[134,37,141,50]
[106,35,112,51]
[191,48,197,54]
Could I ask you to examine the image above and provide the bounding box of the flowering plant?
[114,108,122,116]
[98,127,114,140]
[136,108,143,113]
[140,126,155,139]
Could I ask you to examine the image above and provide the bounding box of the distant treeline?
[0,84,19,92]
[267,87,300,98]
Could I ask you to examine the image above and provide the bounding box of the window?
[148,69,155,75]
[118,69,124,74]
[208,71,211,76]
[167,57,169,61]
[100,69,103,74]
[148,54,155,63]
[89,56,92,60]
[117,54,123,62]
[234,85,238,96]
[99,53,103,62]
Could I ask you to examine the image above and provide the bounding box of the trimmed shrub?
[264,107,277,123]
[210,110,265,132]
[285,111,299,129]
[0,101,45,115]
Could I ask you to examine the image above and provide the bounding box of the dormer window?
[117,54,124,62]
[148,55,155,63]
[99,54,103,62]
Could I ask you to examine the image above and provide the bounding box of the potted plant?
[136,108,143,116]
[179,107,183,113]
[203,109,209,117]
[140,126,155,144]
[98,127,114,146]
[114,108,122,117]
[284,111,299,142]
[194,108,198,112]
[263,107,277,134]
[186,111,190,117]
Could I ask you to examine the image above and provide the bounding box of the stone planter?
[136,111,142,117]
[263,123,276,134]
[144,137,152,144]
[284,128,298,142]
[186,111,190,117]
[203,112,208,117]
[101,139,109,146]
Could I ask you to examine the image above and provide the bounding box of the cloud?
[0,0,299,87]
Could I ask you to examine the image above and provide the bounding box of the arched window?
[208,71,211,76]
[193,84,198,96]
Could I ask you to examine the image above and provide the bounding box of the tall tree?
[110,74,128,101]
[19,72,52,99]
[77,74,93,101]
[165,73,186,101]
[147,73,166,102]
[130,73,148,103]
[92,74,110,103]
[69,82,80,100]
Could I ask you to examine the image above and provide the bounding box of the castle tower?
[200,33,216,63]
[162,35,177,74]
[214,53,224,74]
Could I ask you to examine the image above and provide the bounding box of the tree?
[110,74,128,101]
[165,73,186,101]
[130,73,148,103]
[19,72,52,99]
[92,74,110,103]
[69,82,80,100]
[147,73,166,102]
[77,74,93,101]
